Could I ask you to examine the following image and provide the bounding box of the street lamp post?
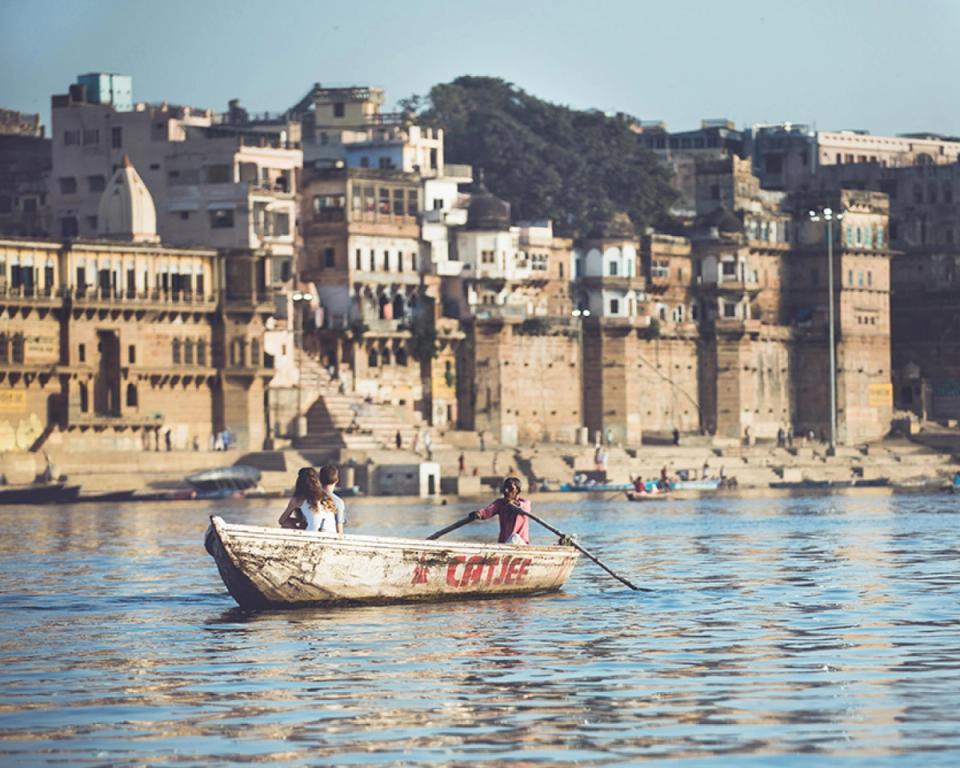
[292,290,313,439]
[572,307,590,445]
[808,207,843,454]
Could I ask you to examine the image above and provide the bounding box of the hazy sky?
[2,0,959,137]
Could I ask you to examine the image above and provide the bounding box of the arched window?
[126,383,138,407]
[382,347,392,365]
[368,349,379,368]
[184,339,194,365]
[197,339,207,366]
[392,293,406,319]
[172,338,181,364]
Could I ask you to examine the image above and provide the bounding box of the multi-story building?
[49,74,301,273]
[0,158,273,453]
[750,123,960,191]
[0,109,52,237]
[806,161,960,420]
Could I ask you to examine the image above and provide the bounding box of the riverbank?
[2,429,955,501]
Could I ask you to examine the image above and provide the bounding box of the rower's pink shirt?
[475,497,531,544]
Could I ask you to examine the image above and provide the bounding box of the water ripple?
[2,493,960,764]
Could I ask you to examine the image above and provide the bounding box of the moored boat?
[668,478,722,491]
[186,465,261,493]
[0,482,81,505]
[205,516,580,610]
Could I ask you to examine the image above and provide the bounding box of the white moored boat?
[205,516,580,609]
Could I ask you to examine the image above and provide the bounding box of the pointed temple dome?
[97,155,160,243]
[466,169,512,231]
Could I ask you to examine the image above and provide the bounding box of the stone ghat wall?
[468,324,581,446]
[460,322,892,448]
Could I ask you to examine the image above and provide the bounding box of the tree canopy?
[402,76,677,236]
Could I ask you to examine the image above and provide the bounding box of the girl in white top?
[279,465,345,535]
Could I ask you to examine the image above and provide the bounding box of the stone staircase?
[293,358,448,458]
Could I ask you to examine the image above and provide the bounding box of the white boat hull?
[205,516,580,609]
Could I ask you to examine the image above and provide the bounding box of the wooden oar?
[522,507,651,592]
[426,515,473,540]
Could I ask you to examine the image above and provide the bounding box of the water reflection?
[1,494,960,764]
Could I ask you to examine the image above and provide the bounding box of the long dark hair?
[295,467,323,510]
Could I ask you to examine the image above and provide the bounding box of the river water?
[1,491,959,766]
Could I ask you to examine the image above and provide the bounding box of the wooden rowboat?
[205,516,580,610]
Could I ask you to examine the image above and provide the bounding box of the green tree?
[409,76,677,234]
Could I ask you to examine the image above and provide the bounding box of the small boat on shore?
[770,477,891,490]
[205,516,580,610]
[186,465,261,494]
[669,478,722,491]
[0,482,81,505]
[559,482,633,493]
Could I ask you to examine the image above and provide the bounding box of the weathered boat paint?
[205,516,580,609]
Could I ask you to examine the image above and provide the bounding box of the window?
[64,130,80,146]
[848,269,853,286]
[323,247,335,268]
[407,190,418,216]
[360,157,369,168]
[111,126,122,149]
[673,305,685,323]
[82,129,99,145]
[197,340,207,366]
[355,249,362,270]
[184,339,194,365]
[379,157,393,170]
[320,132,328,145]
[59,177,77,194]
[609,298,620,314]
[722,260,737,278]
[858,272,863,287]
[79,383,88,413]
[128,345,136,364]
[87,175,106,193]
[209,209,234,228]
[126,383,138,407]
[378,188,390,214]
[722,301,737,318]
[481,250,495,264]
[205,164,232,184]
[312,194,345,220]
[384,251,391,271]
[608,261,618,277]
[333,102,345,118]
[867,271,873,287]
[86,216,97,230]
[398,253,404,272]
[411,252,417,272]
[78,343,86,363]
[393,189,404,215]
[433,198,444,210]
[172,338,181,364]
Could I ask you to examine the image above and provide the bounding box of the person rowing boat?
[468,476,529,544]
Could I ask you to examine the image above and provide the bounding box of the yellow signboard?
[868,382,893,407]
[0,391,27,414]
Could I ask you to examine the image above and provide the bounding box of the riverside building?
[0,157,273,454]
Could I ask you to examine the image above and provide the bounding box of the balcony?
[70,287,218,310]
[0,284,61,308]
